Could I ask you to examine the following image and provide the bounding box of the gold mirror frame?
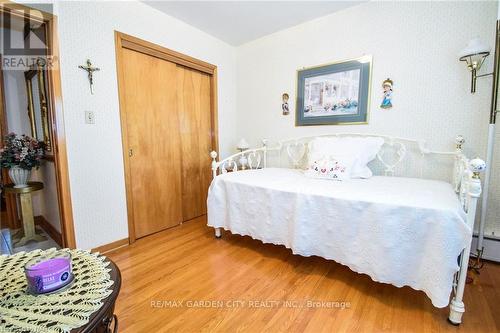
[24,59,52,156]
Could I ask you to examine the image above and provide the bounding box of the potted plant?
[0,133,45,188]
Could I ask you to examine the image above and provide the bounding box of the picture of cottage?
[303,69,360,117]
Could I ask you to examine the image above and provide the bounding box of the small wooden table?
[3,182,46,247]
[73,259,121,333]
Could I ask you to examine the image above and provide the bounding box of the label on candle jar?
[25,255,73,294]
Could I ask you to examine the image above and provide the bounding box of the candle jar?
[25,252,73,294]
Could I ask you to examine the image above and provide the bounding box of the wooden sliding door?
[120,49,183,238]
[177,66,212,221]
[115,32,218,242]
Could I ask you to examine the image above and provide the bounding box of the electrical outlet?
[85,111,95,124]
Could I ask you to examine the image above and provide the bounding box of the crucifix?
[78,59,100,94]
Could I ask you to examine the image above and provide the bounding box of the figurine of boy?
[380,78,393,109]
[282,93,290,115]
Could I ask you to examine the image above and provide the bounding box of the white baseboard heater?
[472,234,500,262]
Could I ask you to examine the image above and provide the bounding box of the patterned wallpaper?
[235,1,499,237]
[55,1,237,249]
[52,0,500,250]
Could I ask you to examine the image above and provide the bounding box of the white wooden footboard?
[209,133,485,324]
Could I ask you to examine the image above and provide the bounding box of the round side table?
[3,182,46,247]
[73,259,122,333]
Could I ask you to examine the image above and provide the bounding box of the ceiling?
[144,1,365,46]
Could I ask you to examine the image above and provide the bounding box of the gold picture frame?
[25,59,52,157]
[296,55,372,126]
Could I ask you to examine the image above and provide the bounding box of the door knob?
[128,149,133,157]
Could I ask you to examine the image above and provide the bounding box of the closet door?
[121,48,183,239]
[177,66,213,221]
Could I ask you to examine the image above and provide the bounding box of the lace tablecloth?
[0,248,115,333]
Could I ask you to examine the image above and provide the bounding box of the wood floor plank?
[106,216,500,333]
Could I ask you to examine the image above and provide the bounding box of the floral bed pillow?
[304,156,355,181]
[307,136,384,179]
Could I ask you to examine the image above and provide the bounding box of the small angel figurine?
[380,78,393,109]
[282,93,290,115]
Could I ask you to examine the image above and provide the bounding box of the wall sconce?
[459,37,491,93]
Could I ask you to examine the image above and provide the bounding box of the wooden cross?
[78,59,100,94]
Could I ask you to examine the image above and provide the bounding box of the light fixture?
[237,138,249,152]
[237,138,250,170]
[459,22,500,269]
[459,37,491,93]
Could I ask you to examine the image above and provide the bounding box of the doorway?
[115,32,218,242]
[0,2,75,253]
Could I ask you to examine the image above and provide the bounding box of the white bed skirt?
[207,168,472,308]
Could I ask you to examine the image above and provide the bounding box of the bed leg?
[215,228,222,238]
[448,299,465,325]
[448,246,471,325]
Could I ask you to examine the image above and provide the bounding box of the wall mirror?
[25,60,52,157]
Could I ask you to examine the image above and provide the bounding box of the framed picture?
[296,56,372,126]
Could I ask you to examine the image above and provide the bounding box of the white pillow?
[304,155,355,181]
[308,136,384,178]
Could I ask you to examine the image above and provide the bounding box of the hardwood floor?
[106,216,500,333]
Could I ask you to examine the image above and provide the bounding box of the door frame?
[0,1,76,247]
[114,31,219,244]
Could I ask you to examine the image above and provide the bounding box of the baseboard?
[34,215,63,247]
[92,238,129,254]
[471,235,500,263]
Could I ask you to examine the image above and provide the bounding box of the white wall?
[31,163,62,232]
[3,69,31,136]
[48,0,500,249]
[235,1,499,236]
[55,1,237,249]
[1,28,31,137]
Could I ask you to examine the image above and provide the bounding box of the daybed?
[207,133,485,325]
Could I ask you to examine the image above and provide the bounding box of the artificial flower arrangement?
[0,133,45,170]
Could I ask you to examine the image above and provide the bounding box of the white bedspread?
[207,168,471,308]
